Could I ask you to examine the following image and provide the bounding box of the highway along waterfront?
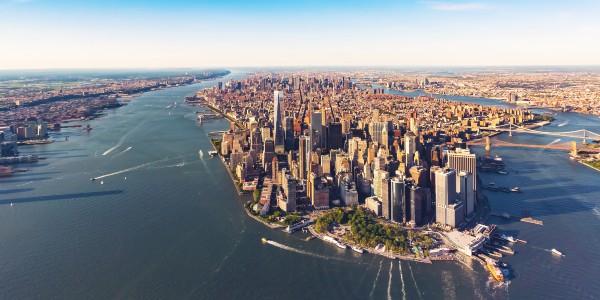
[0,73,598,299]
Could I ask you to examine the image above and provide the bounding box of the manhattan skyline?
[1,0,600,69]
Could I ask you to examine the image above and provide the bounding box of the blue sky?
[1,0,599,69]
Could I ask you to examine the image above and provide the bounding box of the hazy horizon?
[1,0,599,69]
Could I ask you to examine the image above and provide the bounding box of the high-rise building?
[326,122,343,150]
[284,116,295,151]
[390,177,408,223]
[457,171,475,216]
[298,136,309,180]
[435,168,456,226]
[447,148,477,191]
[310,110,323,150]
[410,185,426,226]
[404,132,417,168]
[273,91,285,154]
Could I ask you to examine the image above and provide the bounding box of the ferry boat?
[551,248,563,256]
[351,246,364,254]
[486,261,505,282]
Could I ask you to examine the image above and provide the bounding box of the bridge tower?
[570,141,578,157]
[583,130,588,145]
[509,122,513,137]
[484,136,492,157]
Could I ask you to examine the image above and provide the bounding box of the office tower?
[326,122,343,150]
[457,171,475,216]
[404,132,417,168]
[373,170,390,219]
[279,173,297,212]
[284,116,295,151]
[273,91,285,153]
[310,110,323,150]
[369,121,389,145]
[435,168,456,225]
[447,148,477,191]
[298,136,309,180]
[390,177,407,223]
[410,185,426,226]
[321,154,331,176]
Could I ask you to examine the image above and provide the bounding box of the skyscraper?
[273,90,284,154]
[435,168,456,225]
[298,135,309,180]
[447,148,477,191]
[390,177,408,223]
[404,132,417,168]
[310,110,322,150]
[457,171,475,216]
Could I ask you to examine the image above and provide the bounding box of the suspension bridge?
[479,123,600,143]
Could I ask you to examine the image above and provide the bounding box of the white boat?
[10,202,14,207]
[497,170,508,175]
[551,248,563,256]
[208,150,218,156]
[511,187,521,192]
[335,240,347,250]
[100,180,104,185]
[499,234,516,243]
[351,246,364,254]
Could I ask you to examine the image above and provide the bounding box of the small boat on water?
[551,248,564,256]
[351,246,364,254]
[511,187,521,192]
[497,170,508,175]
[486,261,505,282]
[261,237,268,244]
[499,234,516,243]
[100,180,104,185]
[208,150,218,157]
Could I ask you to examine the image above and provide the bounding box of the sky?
[1,0,599,69]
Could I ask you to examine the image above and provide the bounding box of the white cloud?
[425,1,490,12]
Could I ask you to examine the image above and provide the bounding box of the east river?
[1,72,599,299]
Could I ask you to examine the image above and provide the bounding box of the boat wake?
[265,240,343,262]
[398,261,407,300]
[547,138,561,146]
[387,261,393,300]
[592,207,600,220]
[93,157,170,180]
[369,260,384,299]
[102,121,146,156]
[102,144,120,156]
[407,262,422,300]
[557,121,569,127]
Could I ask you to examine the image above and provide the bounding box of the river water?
[0,74,599,299]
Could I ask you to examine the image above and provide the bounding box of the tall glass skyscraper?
[273,91,284,153]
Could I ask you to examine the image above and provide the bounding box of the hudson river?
[1,73,599,299]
